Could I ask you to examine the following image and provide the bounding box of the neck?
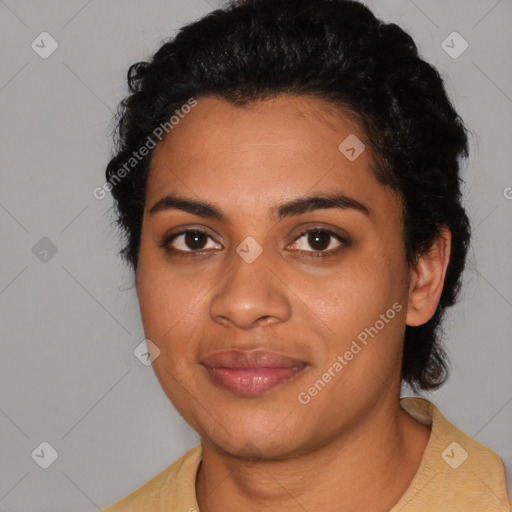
[195,397,431,512]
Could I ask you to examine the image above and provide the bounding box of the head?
[105,0,470,458]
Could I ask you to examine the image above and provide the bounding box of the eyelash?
[160,227,350,258]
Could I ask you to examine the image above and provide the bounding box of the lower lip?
[203,366,306,396]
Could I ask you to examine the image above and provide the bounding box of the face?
[136,94,411,459]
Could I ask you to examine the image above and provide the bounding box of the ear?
[406,226,451,327]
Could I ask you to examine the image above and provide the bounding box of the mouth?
[200,349,308,397]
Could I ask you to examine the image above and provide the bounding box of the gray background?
[1,0,511,510]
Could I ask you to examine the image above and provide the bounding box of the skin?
[135,94,451,512]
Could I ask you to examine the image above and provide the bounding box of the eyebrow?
[148,191,370,221]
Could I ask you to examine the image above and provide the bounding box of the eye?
[163,229,222,254]
[161,227,349,257]
[288,228,349,256]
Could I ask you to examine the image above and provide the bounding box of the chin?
[207,434,299,462]
[198,411,311,462]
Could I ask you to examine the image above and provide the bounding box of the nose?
[209,249,292,330]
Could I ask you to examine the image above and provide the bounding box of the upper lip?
[200,349,306,369]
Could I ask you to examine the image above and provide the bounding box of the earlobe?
[406,226,451,327]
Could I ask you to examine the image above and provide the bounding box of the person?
[101,0,511,510]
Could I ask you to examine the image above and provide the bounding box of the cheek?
[295,279,406,419]
[136,267,204,411]
[138,293,202,376]
[293,251,407,388]
[298,259,402,337]
[136,251,200,341]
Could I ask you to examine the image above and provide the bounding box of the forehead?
[146,94,391,216]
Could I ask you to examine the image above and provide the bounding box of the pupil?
[185,232,206,250]
[308,231,329,251]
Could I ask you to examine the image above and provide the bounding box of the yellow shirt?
[102,397,511,511]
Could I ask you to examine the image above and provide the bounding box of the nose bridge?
[209,242,291,329]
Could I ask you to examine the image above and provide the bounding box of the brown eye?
[164,229,222,253]
[183,231,209,250]
[288,228,349,255]
[307,230,331,251]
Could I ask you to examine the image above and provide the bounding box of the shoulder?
[101,445,202,512]
[395,397,511,512]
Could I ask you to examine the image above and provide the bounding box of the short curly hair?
[105,0,471,392]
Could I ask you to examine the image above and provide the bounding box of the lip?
[200,349,307,396]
